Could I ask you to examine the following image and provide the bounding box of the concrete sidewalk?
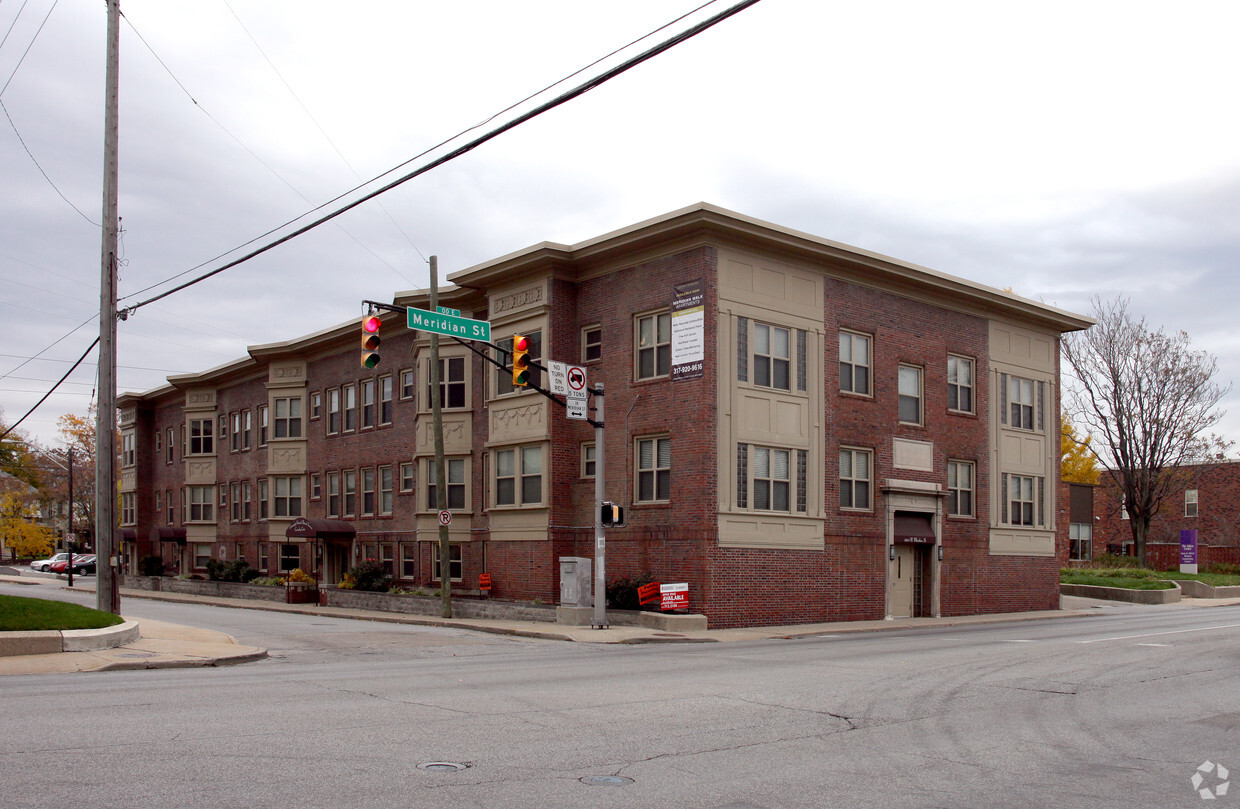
[4,575,1240,676]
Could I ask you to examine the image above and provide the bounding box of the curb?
[0,621,140,657]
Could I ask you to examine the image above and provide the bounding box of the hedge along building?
[116,204,1092,629]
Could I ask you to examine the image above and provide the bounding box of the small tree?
[1060,414,1101,485]
[1062,296,1232,565]
[0,492,56,559]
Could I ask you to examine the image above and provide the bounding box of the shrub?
[1204,561,1240,576]
[345,560,391,592]
[606,576,655,610]
[1086,553,1142,569]
[139,555,165,576]
[206,558,255,582]
[286,568,315,584]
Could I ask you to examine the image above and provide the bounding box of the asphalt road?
[2,578,1238,809]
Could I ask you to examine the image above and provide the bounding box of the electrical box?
[559,556,592,608]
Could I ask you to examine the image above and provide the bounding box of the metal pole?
[428,257,451,619]
[592,384,607,629]
[66,448,74,588]
[95,0,121,615]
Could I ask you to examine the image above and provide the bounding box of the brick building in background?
[118,204,1091,628]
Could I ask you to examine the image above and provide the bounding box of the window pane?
[657,438,671,468]
[496,450,514,478]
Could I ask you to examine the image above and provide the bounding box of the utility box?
[559,556,592,608]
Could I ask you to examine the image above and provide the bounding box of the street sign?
[548,360,568,394]
[438,510,452,526]
[436,306,461,317]
[566,398,588,420]
[566,365,587,398]
[407,307,491,342]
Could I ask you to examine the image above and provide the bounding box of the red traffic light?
[512,334,531,387]
[361,315,382,368]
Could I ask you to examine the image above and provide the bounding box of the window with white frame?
[242,410,252,450]
[839,331,871,395]
[948,355,974,413]
[279,543,299,572]
[273,397,302,439]
[327,389,341,434]
[326,472,341,517]
[430,356,467,408]
[121,433,135,467]
[399,462,414,493]
[187,485,215,522]
[1069,523,1093,561]
[310,391,321,421]
[361,467,376,516]
[752,323,791,391]
[242,480,251,521]
[258,405,269,446]
[839,448,872,510]
[343,469,357,517]
[400,368,415,400]
[581,443,596,478]
[343,384,357,432]
[947,460,974,517]
[272,476,302,518]
[494,446,542,506]
[432,543,462,582]
[230,482,242,522]
[361,379,376,429]
[121,492,136,525]
[189,419,214,455]
[258,479,268,520]
[582,325,602,363]
[231,412,241,451]
[636,312,671,380]
[636,437,671,503]
[427,458,466,510]
[379,375,393,425]
[1000,374,1042,432]
[751,446,791,511]
[898,365,922,425]
[379,466,393,516]
[1002,473,1042,527]
[1186,489,1198,517]
[193,543,212,569]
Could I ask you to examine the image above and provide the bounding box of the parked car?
[30,553,70,572]
[70,555,97,575]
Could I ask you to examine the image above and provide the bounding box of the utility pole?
[428,256,451,619]
[66,448,74,588]
[592,385,607,629]
[95,0,121,615]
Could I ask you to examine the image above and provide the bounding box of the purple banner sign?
[1180,529,1198,566]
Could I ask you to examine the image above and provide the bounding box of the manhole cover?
[581,776,634,786]
[417,762,469,772]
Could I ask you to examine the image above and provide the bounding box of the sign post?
[593,383,607,629]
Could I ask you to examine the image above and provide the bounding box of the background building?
[119,204,1091,628]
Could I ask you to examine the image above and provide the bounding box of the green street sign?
[407,307,491,342]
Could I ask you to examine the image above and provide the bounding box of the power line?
[0,336,98,442]
[120,0,763,316]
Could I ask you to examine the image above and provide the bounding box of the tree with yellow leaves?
[1,491,56,560]
[1060,414,1100,484]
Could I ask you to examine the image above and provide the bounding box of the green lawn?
[1061,566,1240,591]
[0,594,125,632]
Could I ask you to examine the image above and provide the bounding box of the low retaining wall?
[1169,580,1240,599]
[0,621,140,657]
[121,574,289,603]
[326,588,559,622]
[1061,583,1181,604]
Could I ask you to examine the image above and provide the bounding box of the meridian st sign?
[406,307,491,342]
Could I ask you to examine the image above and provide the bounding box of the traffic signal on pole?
[601,501,625,528]
[361,314,381,369]
[511,334,530,387]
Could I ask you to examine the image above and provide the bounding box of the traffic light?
[511,334,531,387]
[361,314,381,368]
[600,501,625,528]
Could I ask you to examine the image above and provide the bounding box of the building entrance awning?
[894,512,935,544]
[150,526,187,545]
[285,517,356,540]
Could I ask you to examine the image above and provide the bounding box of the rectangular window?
[189,419,214,455]
[399,462,414,493]
[401,544,417,578]
[194,543,212,570]
[310,391,322,421]
[1006,474,1036,526]
[166,428,175,463]
[840,331,871,395]
[273,397,303,439]
[379,375,393,425]
[166,488,174,524]
[155,490,163,515]
[361,379,376,429]
[752,446,790,512]
[188,485,215,522]
[279,543,299,573]
[430,356,467,409]
[428,458,466,510]
[494,446,542,506]
[155,430,162,457]
[840,448,872,510]
[242,410,252,450]
[636,313,671,379]
[121,492,136,526]
[947,460,974,517]
[400,369,415,400]
[898,364,923,425]
[1186,489,1198,518]
[327,389,341,434]
[219,414,228,445]
[582,326,602,362]
[1069,522,1093,561]
[636,437,671,502]
[379,466,393,515]
[231,412,241,451]
[259,479,268,520]
[310,473,321,501]
[1002,374,1038,431]
[343,384,357,432]
[230,482,242,522]
[948,355,974,413]
[582,443,596,478]
[361,467,376,517]
[242,480,252,522]
[499,332,541,395]
[343,469,357,517]
[432,543,462,582]
[753,323,791,391]
[272,476,302,518]
[258,405,269,447]
[121,433,135,467]
[327,472,341,518]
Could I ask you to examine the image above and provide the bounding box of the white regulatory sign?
[548,361,568,395]
[566,398,588,420]
[566,365,587,399]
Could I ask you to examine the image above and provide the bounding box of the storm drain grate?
[417,762,469,772]
[581,776,634,786]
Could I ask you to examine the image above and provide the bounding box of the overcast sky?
[2,0,1239,449]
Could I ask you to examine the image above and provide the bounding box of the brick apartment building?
[1059,466,1240,570]
[117,204,1091,628]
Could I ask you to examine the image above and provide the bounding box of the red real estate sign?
[660,582,689,611]
[637,582,661,605]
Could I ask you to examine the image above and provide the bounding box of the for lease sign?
[660,582,689,611]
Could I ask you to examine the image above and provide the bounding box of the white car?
[30,553,71,572]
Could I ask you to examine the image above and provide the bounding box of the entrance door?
[325,543,350,586]
[890,545,917,618]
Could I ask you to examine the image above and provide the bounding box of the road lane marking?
[1075,623,1240,644]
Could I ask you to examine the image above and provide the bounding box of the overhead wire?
[121,0,759,315]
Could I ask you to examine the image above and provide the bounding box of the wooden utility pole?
[95,0,121,615]
[427,257,452,618]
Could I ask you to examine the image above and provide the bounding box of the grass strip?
[0,594,125,632]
